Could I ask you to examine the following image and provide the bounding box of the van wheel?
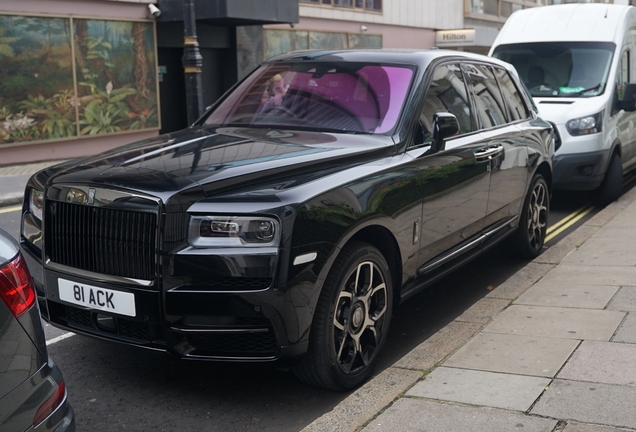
[508,174,549,259]
[292,241,393,391]
[594,153,622,207]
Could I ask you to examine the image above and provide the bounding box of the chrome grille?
[46,201,157,280]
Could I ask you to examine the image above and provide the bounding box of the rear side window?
[493,67,531,121]
[464,63,507,129]
[419,63,474,142]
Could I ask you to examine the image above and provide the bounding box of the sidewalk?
[3,161,636,431]
[0,161,63,207]
[304,185,636,431]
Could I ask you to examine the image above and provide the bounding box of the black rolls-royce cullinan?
[20,50,554,390]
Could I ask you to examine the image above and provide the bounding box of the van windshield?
[492,42,615,98]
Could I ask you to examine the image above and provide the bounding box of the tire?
[508,174,549,259]
[292,241,393,391]
[594,153,623,207]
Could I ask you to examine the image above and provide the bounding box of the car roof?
[265,49,516,72]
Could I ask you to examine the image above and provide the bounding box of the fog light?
[579,165,595,177]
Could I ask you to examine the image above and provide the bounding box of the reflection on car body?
[0,228,75,431]
[20,50,554,391]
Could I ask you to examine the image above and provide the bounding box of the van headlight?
[188,215,280,248]
[566,111,603,136]
[28,188,44,222]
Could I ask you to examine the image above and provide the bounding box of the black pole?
[182,0,204,125]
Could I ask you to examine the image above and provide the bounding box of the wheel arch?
[348,225,403,304]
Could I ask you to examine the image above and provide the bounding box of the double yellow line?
[545,203,594,243]
[0,205,21,215]
[544,171,636,243]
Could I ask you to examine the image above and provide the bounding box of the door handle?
[474,145,503,161]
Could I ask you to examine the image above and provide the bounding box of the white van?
[489,4,636,205]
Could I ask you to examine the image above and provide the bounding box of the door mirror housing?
[620,83,636,111]
[431,112,459,152]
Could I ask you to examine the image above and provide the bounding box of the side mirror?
[431,112,459,152]
[620,83,636,111]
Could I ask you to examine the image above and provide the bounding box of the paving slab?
[534,225,599,265]
[540,264,636,287]
[483,305,625,341]
[563,421,636,432]
[514,280,618,309]
[300,367,422,432]
[444,332,579,377]
[558,340,636,386]
[406,367,550,411]
[613,312,636,344]
[486,262,554,300]
[454,297,510,324]
[394,321,482,371]
[532,379,636,429]
[562,229,636,266]
[608,287,636,312]
[362,398,558,432]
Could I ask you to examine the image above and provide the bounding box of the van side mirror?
[620,83,636,111]
[431,112,459,152]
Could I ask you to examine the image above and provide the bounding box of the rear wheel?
[293,241,393,391]
[594,153,622,207]
[508,174,549,259]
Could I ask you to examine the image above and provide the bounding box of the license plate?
[58,278,136,317]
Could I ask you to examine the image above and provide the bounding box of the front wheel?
[508,174,549,259]
[594,153,622,207]
[293,241,393,391]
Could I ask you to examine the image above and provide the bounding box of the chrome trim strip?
[46,261,154,287]
[171,327,270,334]
[417,215,518,275]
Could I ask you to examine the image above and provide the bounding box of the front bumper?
[22,243,310,364]
[552,149,610,191]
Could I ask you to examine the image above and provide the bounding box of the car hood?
[44,127,395,206]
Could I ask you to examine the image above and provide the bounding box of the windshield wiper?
[560,83,601,97]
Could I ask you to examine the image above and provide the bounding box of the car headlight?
[29,188,44,221]
[188,215,280,248]
[565,111,603,136]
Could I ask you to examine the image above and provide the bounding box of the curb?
[0,193,23,208]
[301,185,636,432]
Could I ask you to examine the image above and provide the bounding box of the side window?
[464,63,507,129]
[493,67,531,121]
[416,63,473,145]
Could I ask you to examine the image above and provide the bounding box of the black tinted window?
[418,63,473,143]
[493,67,531,121]
[465,63,507,129]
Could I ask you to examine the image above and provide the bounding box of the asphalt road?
[0,179,626,431]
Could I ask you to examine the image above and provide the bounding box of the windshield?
[204,62,415,134]
[492,42,615,98]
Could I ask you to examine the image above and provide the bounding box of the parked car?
[0,228,75,431]
[20,50,554,391]
[490,3,636,205]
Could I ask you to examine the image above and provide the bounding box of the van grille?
[46,201,157,280]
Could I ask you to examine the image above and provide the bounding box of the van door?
[615,48,636,168]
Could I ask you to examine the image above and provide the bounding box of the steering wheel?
[261,104,295,117]
[284,89,366,132]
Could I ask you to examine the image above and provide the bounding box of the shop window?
[0,13,159,146]
[264,29,382,59]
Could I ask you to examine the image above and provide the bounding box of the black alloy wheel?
[510,173,549,259]
[293,241,393,391]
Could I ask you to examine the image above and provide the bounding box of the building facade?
[0,0,630,164]
[0,0,296,165]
